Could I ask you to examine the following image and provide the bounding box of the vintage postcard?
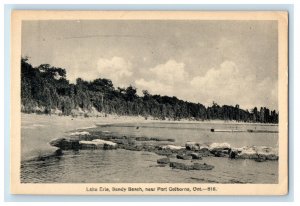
[10,11,288,195]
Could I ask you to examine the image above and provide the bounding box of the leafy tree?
[20,57,279,123]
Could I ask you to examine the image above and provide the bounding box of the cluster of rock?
[185,141,278,161]
[156,157,214,171]
[50,137,118,150]
[230,146,279,161]
[49,130,278,166]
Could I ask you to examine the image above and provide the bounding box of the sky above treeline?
[21,20,278,110]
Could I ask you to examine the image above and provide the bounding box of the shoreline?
[22,112,279,126]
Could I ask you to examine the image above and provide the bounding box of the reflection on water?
[21,122,278,183]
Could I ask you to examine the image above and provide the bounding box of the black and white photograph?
[10,11,288,195]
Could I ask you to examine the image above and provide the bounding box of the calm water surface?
[21,122,278,183]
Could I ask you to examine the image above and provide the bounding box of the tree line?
[20,57,279,123]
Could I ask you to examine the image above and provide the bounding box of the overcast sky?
[22,20,278,110]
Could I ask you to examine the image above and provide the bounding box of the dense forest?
[21,57,279,123]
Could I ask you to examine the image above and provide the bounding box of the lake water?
[21,122,278,183]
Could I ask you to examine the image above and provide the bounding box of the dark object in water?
[190,152,202,160]
[136,126,139,129]
[155,149,173,157]
[229,149,237,159]
[157,158,170,164]
[55,149,63,156]
[211,128,278,133]
[192,163,214,170]
[255,155,267,162]
[150,137,175,142]
[169,162,214,170]
[176,154,192,160]
[35,149,63,161]
[247,129,278,133]
[50,138,81,150]
[135,136,150,141]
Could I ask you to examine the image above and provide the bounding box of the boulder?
[169,162,214,170]
[213,150,230,157]
[142,144,156,152]
[79,139,117,150]
[103,143,117,150]
[186,142,211,154]
[192,163,214,170]
[229,149,238,159]
[255,155,267,162]
[256,146,278,160]
[69,131,90,136]
[231,146,278,161]
[160,145,185,151]
[190,152,202,160]
[170,162,192,170]
[209,142,231,151]
[176,154,192,160]
[236,146,258,159]
[157,158,170,164]
[199,144,210,151]
[155,149,173,156]
[34,148,63,161]
[185,142,200,151]
[154,145,185,156]
[198,148,211,157]
[209,142,231,157]
[122,144,143,151]
[50,138,81,150]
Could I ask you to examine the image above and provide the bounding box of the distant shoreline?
[21,112,279,127]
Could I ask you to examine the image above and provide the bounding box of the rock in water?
[69,131,90,136]
[135,136,150,141]
[255,155,267,162]
[50,138,81,150]
[185,142,200,151]
[160,145,185,151]
[157,158,170,164]
[229,149,238,159]
[176,154,192,160]
[209,142,231,157]
[192,163,214,170]
[169,162,214,170]
[209,142,231,151]
[198,146,211,157]
[235,146,278,160]
[80,139,117,150]
[155,145,184,157]
[236,146,259,159]
[185,142,211,155]
[103,143,117,150]
[256,146,278,160]
[50,138,118,150]
[35,148,63,161]
[155,149,173,156]
[190,152,202,160]
[169,162,192,170]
